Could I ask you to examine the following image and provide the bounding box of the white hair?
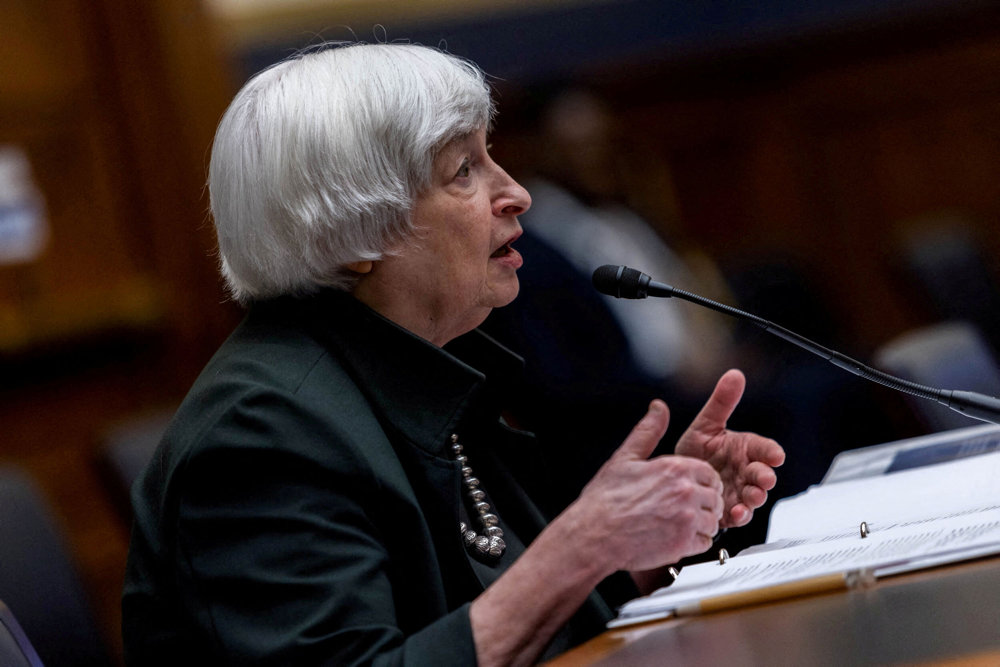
[208,42,495,304]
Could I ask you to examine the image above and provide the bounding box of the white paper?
[614,509,1000,624]
[766,449,1000,544]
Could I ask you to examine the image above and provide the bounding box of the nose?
[491,164,532,217]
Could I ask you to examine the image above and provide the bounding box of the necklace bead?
[450,433,506,563]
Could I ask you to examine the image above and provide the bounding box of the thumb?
[691,368,745,432]
[611,400,670,462]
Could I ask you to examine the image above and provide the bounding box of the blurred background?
[3,0,1000,663]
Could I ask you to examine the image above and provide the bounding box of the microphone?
[592,264,1000,427]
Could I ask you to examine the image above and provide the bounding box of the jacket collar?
[261,290,524,457]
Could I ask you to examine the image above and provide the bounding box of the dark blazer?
[123,291,616,666]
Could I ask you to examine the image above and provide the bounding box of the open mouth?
[490,242,513,258]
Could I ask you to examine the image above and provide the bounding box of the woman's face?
[355,128,531,346]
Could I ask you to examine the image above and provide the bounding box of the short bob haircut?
[208,43,495,304]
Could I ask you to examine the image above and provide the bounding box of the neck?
[351,278,487,347]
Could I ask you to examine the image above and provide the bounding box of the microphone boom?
[592,264,1000,426]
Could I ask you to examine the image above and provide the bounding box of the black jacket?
[123,290,619,666]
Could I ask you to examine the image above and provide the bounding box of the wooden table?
[547,557,1000,666]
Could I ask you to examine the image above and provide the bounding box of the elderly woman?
[122,43,784,666]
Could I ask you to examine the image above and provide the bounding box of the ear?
[346,260,374,274]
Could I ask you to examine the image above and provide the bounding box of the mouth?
[490,230,522,269]
[490,230,522,259]
[490,243,514,258]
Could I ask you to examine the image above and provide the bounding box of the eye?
[455,158,471,179]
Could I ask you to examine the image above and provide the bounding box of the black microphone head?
[592,265,624,297]
[592,265,649,299]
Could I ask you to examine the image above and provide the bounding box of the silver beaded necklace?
[450,433,506,563]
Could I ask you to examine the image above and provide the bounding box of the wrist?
[469,508,612,666]
[542,498,621,585]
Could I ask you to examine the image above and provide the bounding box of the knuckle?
[648,456,677,475]
[674,480,697,503]
[676,506,697,526]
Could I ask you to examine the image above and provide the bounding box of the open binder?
[609,424,1000,628]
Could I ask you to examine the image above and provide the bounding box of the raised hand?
[566,400,726,573]
[674,369,785,528]
[470,400,726,667]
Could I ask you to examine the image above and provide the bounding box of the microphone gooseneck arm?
[591,264,1000,427]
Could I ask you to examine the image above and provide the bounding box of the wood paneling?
[587,31,1000,349]
[1,0,240,662]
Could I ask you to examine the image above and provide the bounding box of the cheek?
[427,200,494,274]
[451,214,493,259]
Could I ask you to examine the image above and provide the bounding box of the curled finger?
[692,462,723,493]
[740,478,772,508]
[744,461,778,492]
[725,503,752,528]
[747,436,785,466]
[698,501,723,535]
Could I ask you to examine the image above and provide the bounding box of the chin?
[495,281,520,308]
